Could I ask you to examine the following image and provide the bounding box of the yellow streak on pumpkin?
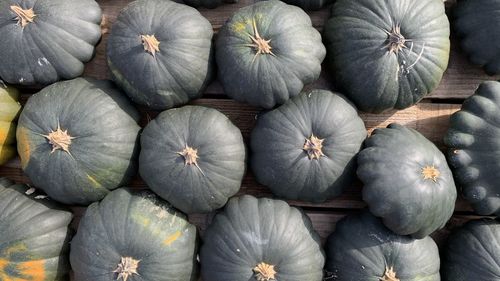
[16,126,31,169]
[163,231,181,246]
[232,21,247,32]
[87,174,101,188]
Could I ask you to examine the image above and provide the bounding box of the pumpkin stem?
[253,262,277,281]
[385,24,406,54]
[140,34,160,57]
[380,266,399,281]
[303,134,325,160]
[177,145,205,175]
[113,257,140,281]
[42,123,75,154]
[246,20,275,63]
[10,5,36,28]
[421,165,440,182]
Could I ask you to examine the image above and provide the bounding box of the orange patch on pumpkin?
[17,260,46,281]
[16,126,31,169]
[163,231,181,246]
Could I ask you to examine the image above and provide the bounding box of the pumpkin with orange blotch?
[0,85,21,166]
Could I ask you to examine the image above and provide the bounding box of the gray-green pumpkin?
[139,106,246,214]
[279,0,331,10]
[444,81,500,216]
[0,0,102,86]
[70,188,198,281]
[357,123,457,238]
[216,0,326,109]
[324,0,450,113]
[0,177,72,281]
[251,90,366,202]
[107,0,214,110]
[16,78,141,205]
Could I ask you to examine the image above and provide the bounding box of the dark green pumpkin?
[107,0,214,110]
[139,105,246,214]
[0,0,102,86]
[200,195,325,281]
[442,219,500,281]
[16,78,141,205]
[454,0,500,75]
[251,90,366,202]
[70,188,197,281]
[325,211,440,281]
[324,0,450,113]
[278,0,331,10]
[0,85,21,165]
[0,177,72,281]
[173,0,238,8]
[444,81,500,216]
[216,0,326,109]
[357,123,457,238]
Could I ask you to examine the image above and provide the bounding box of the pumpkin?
[16,78,141,205]
[0,0,102,86]
[251,90,366,202]
[454,0,500,75]
[325,211,440,281]
[107,0,214,110]
[442,219,500,281]
[70,188,197,281]
[216,0,326,109]
[324,0,450,113]
[357,123,457,238]
[444,81,500,216]
[200,195,325,281]
[139,105,246,214]
[0,85,21,165]
[0,177,72,281]
[279,0,331,10]
[173,0,238,9]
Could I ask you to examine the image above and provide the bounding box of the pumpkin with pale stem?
[107,0,214,110]
[250,90,366,202]
[200,195,325,281]
[444,81,500,216]
[173,0,238,8]
[139,106,246,214]
[442,219,500,281]
[325,211,440,281]
[16,78,141,205]
[0,177,72,281]
[0,0,102,85]
[216,0,326,109]
[324,0,450,113]
[70,188,198,281]
[357,123,457,238]
[0,85,21,165]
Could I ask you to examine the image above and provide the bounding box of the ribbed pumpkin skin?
[0,85,21,165]
[324,0,450,113]
[107,0,214,110]
[444,81,500,216]
[70,189,198,281]
[216,0,326,109]
[358,123,457,238]
[16,78,141,205]
[454,0,500,75]
[139,106,246,214]
[0,177,72,281]
[280,0,331,10]
[325,212,440,281]
[251,90,366,202]
[442,219,500,281]
[0,0,102,86]
[200,195,325,281]
[174,0,238,8]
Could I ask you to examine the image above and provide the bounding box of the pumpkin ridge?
[10,5,36,28]
[253,262,277,281]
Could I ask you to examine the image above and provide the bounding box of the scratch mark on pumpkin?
[37,57,49,66]
[87,174,101,188]
[163,231,181,246]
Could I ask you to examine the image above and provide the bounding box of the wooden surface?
[0,0,496,278]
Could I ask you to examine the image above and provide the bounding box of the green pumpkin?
[107,0,214,110]
[0,85,21,165]
[324,0,450,113]
[16,78,141,205]
[200,195,325,281]
[173,0,238,8]
[357,123,457,239]
[216,0,326,109]
[442,219,500,281]
[444,81,500,216]
[0,177,72,281]
[70,188,197,281]
[139,105,246,214]
[0,0,102,86]
[454,0,500,75]
[279,0,331,10]
[251,90,366,202]
[325,211,440,281]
